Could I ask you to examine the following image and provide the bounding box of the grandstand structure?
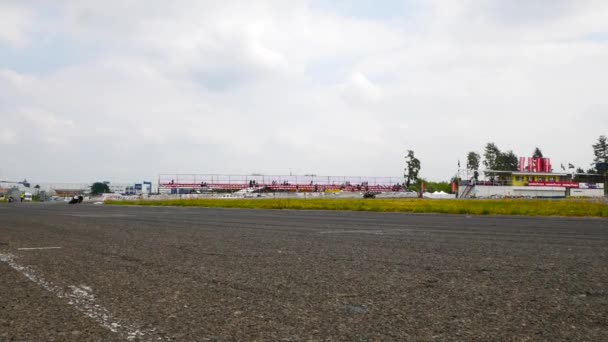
[158,174,404,194]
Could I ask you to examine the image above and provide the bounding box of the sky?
[1,0,608,184]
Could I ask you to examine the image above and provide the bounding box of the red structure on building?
[519,157,552,173]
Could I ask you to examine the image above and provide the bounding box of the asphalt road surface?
[1,203,607,341]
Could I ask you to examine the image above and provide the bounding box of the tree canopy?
[483,143,501,171]
[91,182,110,195]
[481,143,519,180]
[404,149,421,188]
[498,150,519,171]
[592,135,607,163]
[532,147,543,159]
[466,151,480,171]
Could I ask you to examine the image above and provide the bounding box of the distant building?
[510,171,576,187]
[124,182,151,195]
[460,157,605,198]
[109,184,126,194]
[53,189,87,197]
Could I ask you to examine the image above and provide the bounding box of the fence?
[158,174,404,193]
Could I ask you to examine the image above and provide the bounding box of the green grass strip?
[107,198,608,217]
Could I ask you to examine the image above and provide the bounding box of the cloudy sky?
[1,0,607,183]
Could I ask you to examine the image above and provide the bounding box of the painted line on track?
[0,253,167,341]
[18,247,62,251]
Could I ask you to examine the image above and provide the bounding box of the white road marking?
[18,247,62,251]
[0,253,166,341]
[319,230,385,235]
[68,214,130,218]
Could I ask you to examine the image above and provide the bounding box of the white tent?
[424,191,456,199]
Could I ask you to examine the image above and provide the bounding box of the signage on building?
[528,181,579,188]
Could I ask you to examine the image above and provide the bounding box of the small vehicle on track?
[68,195,84,204]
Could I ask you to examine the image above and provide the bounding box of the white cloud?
[0,127,17,145]
[0,3,33,47]
[0,1,607,182]
[342,72,383,102]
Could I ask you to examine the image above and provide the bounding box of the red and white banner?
[519,157,554,173]
[542,158,550,172]
[537,158,542,173]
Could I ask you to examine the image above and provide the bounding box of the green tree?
[91,182,110,195]
[497,150,519,172]
[404,149,421,188]
[483,143,500,170]
[483,143,501,181]
[466,151,480,171]
[592,135,607,163]
[532,147,543,159]
[482,143,518,181]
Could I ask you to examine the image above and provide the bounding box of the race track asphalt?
[1,203,607,341]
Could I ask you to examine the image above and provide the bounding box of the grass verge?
[107,198,608,217]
